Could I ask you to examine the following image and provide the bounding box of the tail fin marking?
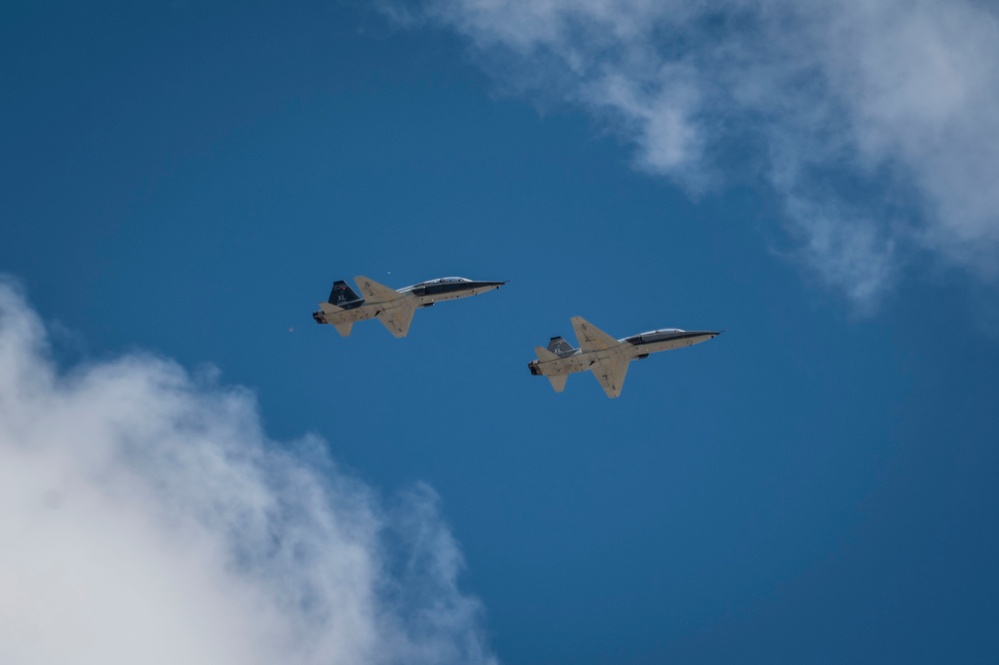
[547,336,576,357]
[328,280,364,309]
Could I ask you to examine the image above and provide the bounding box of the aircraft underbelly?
[538,357,588,376]
[417,293,464,305]
[327,306,376,324]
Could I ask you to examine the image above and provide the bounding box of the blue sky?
[2,2,999,663]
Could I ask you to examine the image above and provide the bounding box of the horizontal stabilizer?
[319,301,342,315]
[332,321,353,337]
[535,346,558,362]
[547,374,568,393]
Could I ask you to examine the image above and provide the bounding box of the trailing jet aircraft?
[528,317,721,398]
[312,275,506,338]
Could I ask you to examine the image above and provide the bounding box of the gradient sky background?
[3,2,999,663]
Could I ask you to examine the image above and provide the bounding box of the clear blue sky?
[3,2,999,663]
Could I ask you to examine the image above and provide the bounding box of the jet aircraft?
[313,275,506,338]
[528,317,721,398]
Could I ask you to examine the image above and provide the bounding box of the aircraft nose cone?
[474,280,508,290]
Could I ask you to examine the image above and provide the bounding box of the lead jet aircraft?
[528,316,721,398]
[313,275,507,338]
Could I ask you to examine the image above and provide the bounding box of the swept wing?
[376,304,417,338]
[591,357,630,399]
[354,275,403,303]
[571,316,620,352]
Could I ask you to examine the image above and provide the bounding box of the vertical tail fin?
[547,336,576,357]
[328,280,363,308]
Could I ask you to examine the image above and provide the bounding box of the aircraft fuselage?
[529,329,717,376]
[528,318,721,397]
[313,276,506,338]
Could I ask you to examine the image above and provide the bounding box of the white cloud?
[392,0,999,307]
[0,281,496,665]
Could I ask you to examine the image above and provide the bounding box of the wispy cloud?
[389,0,999,307]
[0,281,496,665]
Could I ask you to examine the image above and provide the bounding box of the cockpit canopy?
[625,328,686,345]
[418,276,472,286]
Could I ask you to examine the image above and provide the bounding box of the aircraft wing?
[376,303,417,338]
[591,357,630,399]
[571,317,620,353]
[355,275,403,303]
